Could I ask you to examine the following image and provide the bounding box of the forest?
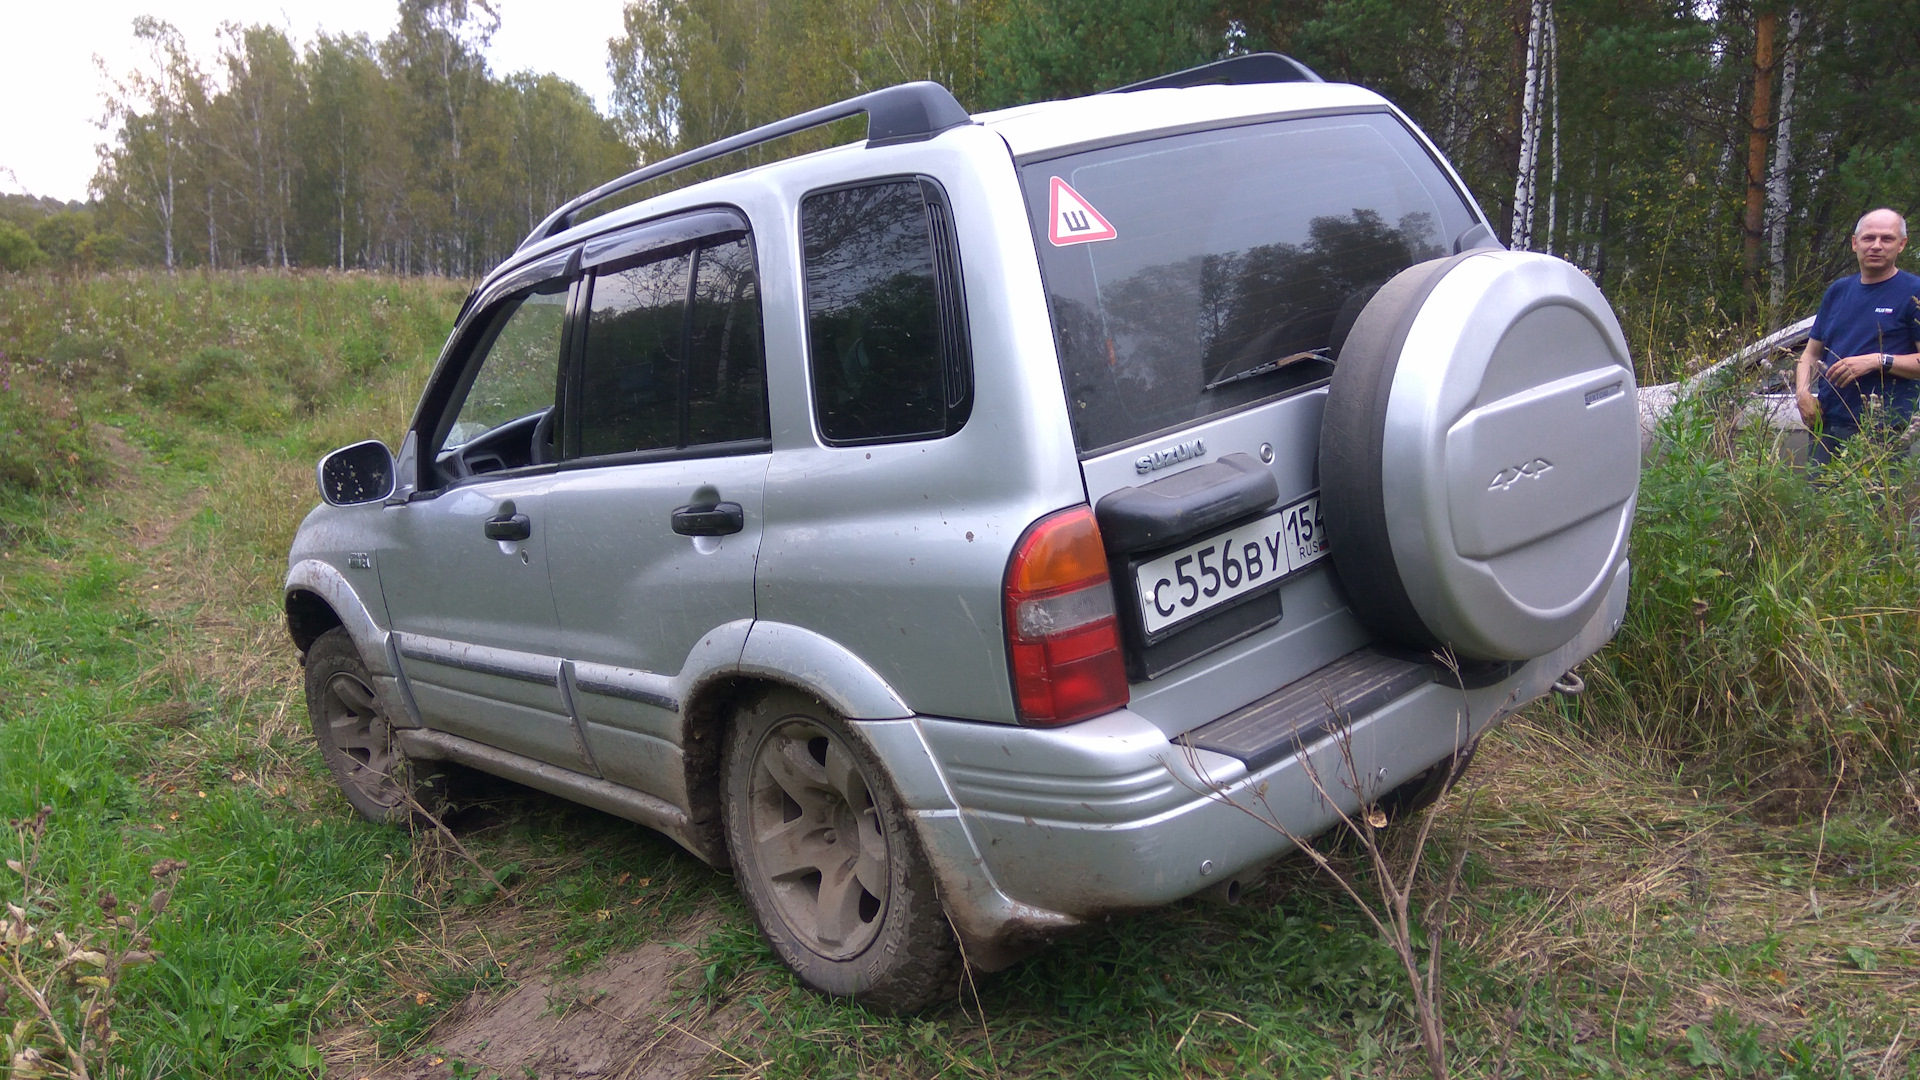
[5,0,1920,345]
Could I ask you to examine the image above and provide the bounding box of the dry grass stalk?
[1,807,185,1080]
[1174,696,1481,1080]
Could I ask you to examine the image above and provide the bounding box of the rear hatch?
[1016,110,1486,727]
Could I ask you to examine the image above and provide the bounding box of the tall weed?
[1581,393,1919,780]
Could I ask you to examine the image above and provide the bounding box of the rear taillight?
[1004,506,1129,725]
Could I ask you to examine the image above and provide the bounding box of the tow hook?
[1551,671,1586,697]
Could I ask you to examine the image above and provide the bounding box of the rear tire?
[722,689,960,1013]
[305,627,456,826]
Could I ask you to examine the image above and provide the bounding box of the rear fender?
[737,622,914,720]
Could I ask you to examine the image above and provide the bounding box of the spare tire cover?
[1320,250,1637,662]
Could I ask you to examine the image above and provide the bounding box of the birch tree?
[1544,3,1560,256]
[1509,0,1547,250]
[1765,7,1799,316]
[98,18,206,269]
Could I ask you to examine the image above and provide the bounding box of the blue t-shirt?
[1809,268,1920,423]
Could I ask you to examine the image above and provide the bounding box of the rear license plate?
[1132,493,1327,637]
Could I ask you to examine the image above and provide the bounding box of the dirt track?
[325,910,746,1080]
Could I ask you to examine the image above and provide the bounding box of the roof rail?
[519,81,971,251]
[1106,52,1323,93]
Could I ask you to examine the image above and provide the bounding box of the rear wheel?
[722,689,960,1013]
[305,627,455,825]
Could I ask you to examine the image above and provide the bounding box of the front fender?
[284,558,389,676]
[738,621,913,720]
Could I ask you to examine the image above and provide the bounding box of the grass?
[682,724,1920,1079]
[1582,392,1920,785]
[0,268,1915,1078]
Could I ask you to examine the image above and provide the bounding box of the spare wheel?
[1320,250,1638,662]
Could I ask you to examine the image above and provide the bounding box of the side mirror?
[317,440,396,506]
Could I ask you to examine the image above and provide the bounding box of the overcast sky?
[0,1,630,203]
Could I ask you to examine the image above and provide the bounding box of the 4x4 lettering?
[1197,546,1221,597]
[1174,556,1198,606]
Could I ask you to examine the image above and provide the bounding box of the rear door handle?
[671,502,744,536]
[484,513,532,541]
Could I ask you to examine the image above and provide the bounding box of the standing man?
[1796,208,1920,464]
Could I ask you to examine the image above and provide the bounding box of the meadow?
[0,268,1914,1078]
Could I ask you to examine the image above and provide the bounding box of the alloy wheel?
[744,718,891,959]
[319,671,405,812]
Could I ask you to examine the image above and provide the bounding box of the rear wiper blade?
[1204,348,1330,392]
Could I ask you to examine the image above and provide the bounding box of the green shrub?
[139,344,272,425]
[31,211,93,264]
[0,221,44,272]
[0,359,105,495]
[1580,393,1919,780]
[42,330,130,385]
[74,230,126,269]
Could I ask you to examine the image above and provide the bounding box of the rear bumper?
[855,559,1628,969]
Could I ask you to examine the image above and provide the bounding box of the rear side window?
[686,237,766,445]
[1024,113,1480,454]
[575,234,768,458]
[802,179,972,445]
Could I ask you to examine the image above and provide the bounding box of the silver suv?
[288,54,1640,1012]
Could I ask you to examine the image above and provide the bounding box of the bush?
[1579,393,1919,781]
[0,358,105,496]
[0,221,45,273]
[31,211,93,263]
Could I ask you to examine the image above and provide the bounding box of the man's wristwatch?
[1883,353,1896,373]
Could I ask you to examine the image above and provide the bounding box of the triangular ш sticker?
[1047,177,1117,246]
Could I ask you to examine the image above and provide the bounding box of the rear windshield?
[1023,112,1480,454]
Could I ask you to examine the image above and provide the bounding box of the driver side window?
[446,288,568,450]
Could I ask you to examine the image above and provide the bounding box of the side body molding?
[738,622,914,720]
[285,559,388,673]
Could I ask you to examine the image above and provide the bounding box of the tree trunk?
[1767,8,1800,316]
[1510,0,1546,250]
[160,112,177,270]
[1545,2,1560,257]
[1743,10,1777,298]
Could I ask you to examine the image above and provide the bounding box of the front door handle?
[671,502,744,536]
[484,513,532,541]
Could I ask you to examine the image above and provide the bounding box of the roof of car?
[976,81,1393,159]
[489,79,1398,292]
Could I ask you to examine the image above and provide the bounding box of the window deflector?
[582,209,749,272]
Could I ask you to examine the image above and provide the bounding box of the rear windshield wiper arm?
[1204,348,1330,392]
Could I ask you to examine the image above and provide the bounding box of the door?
[544,221,771,798]
[380,279,591,770]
